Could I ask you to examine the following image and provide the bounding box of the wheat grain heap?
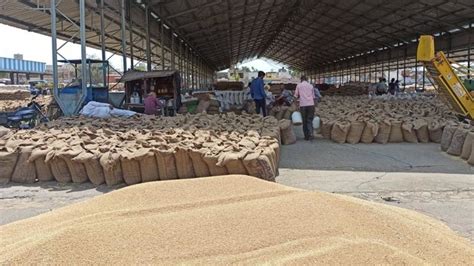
[316,94,461,144]
[1,175,472,264]
[0,113,282,185]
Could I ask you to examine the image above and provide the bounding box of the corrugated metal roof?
[0,0,472,72]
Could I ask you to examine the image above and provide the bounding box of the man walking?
[295,76,315,141]
[250,71,267,116]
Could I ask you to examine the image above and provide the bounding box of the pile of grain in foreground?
[1,175,472,264]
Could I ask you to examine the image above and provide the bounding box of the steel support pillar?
[127,0,134,69]
[145,2,151,71]
[120,0,127,72]
[100,0,107,86]
[170,31,175,70]
[160,18,165,70]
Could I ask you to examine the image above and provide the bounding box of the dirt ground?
[1,129,473,241]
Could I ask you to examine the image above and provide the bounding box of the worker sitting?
[144,92,162,115]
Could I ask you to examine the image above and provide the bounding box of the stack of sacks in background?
[0,85,31,112]
[440,123,474,165]
[194,92,221,114]
[321,83,368,96]
[0,113,285,186]
[214,90,250,112]
[316,95,459,144]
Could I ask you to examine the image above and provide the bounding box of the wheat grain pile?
[0,175,472,264]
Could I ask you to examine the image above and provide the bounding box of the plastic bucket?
[291,111,303,126]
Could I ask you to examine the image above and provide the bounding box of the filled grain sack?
[243,150,275,181]
[428,121,444,143]
[331,121,350,144]
[389,120,404,143]
[217,150,248,175]
[361,120,378,143]
[189,149,210,177]
[11,147,37,183]
[320,118,334,139]
[154,146,178,180]
[121,149,142,185]
[447,126,469,156]
[203,151,229,176]
[401,122,418,143]
[441,125,458,152]
[468,141,474,165]
[414,119,429,143]
[29,146,53,182]
[174,147,195,179]
[45,150,72,183]
[375,120,391,144]
[461,132,474,160]
[0,149,18,184]
[59,147,89,184]
[99,151,124,186]
[279,119,296,145]
[135,149,159,182]
[346,121,365,144]
[72,151,105,186]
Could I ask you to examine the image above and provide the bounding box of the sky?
[0,23,285,72]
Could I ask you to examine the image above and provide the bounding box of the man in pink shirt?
[294,76,315,141]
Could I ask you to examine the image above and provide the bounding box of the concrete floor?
[1,131,473,241]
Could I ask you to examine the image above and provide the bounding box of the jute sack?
[59,147,89,184]
[0,149,19,184]
[188,148,210,177]
[29,147,53,182]
[174,147,195,179]
[99,151,124,186]
[45,150,72,183]
[135,149,159,182]
[320,118,334,139]
[121,149,142,185]
[389,120,404,143]
[428,121,444,143]
[401,122,418,143]
[441,125,457,151]
[468,141,474,165]
[11,146,37,183]
[217,150,248,175]
[461,132,474,160]
[283,108,293,120]
[261,146,278,177]
[375,120,391,144]
[331,121,350,144]
[72,151,105,186]
[414,119,430,143]
[360,120,378,144]
[346,121,365,144]
[203,151,228,176]
[243,150,275,181]
[154,146,178,180]
[279,119,296,145]
[447,127,469,156]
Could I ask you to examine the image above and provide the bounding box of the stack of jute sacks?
[440,123,474,165]
[0,86,31,112]
[0,113,284,186]
[316,95,459,144]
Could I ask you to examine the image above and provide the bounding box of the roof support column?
[50,0,59,113]
[120,0,127,72]
[191,52,195,90]
[403,47,407,91]
[160,18,165,70]
[128,0,134,70]
[170,31,175,70]
[145,1,151,71]
[100,0,106,85]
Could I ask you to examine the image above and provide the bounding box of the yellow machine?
[417,35,474,119]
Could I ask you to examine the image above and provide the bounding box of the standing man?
[295,75,315,141]
[250,71,266,116]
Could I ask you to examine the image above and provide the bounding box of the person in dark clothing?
[388,78,396,95]
[250,71,266,116]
